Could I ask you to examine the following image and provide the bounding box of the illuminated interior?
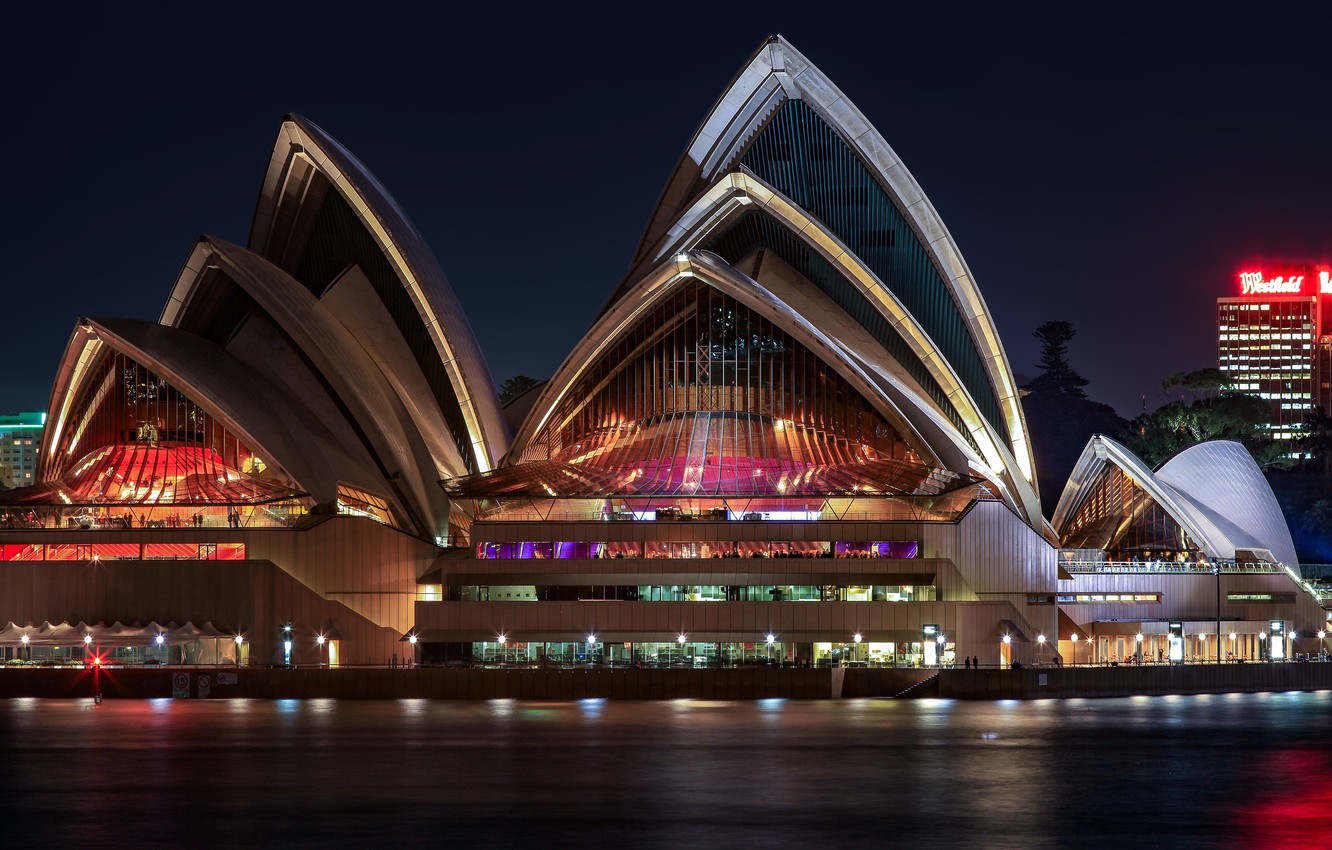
[1060,464,1200,560]
[2,349,308,517]
[335,484,400,528]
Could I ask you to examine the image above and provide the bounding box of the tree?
[1019,321,1124,517]
[1161,368,1231,402]
[498,375,540,405]
[1123,381,1289,470]
[1026,321,1089,399]
[1295,407,1332,481]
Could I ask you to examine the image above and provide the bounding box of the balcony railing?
[1060,560,1285,575]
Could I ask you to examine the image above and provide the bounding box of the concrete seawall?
[936,663,1332,700]
[3,663,1330,701]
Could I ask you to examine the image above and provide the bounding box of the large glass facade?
[40,350,301,507]
[476,540,919,559]
[451,585,935,602]
[462,639,947,668]
[518,281,918,493]
[736,99,1008,446]
[1060,465,1199,558]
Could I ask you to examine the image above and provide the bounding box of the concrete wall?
[0,559,402,666]
[7,662,1329,701]
[935,662,1332,700]
[0,667,836,700]
[412,598,1042,666]
[0,517,440,639]
[1060,570,1327,635]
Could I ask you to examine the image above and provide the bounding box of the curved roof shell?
[235,114,508,474]
[158,236,464,536]
[1052,435,1299,571]
[606,36,1036,514]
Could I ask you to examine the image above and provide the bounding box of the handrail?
[1061,560,1284,575]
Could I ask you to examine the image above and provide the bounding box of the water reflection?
[0,693,1329,846]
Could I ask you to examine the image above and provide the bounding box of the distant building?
[0,412,44,489]
[1217,267,1332,447]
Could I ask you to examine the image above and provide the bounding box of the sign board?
[172,673,189,699]
[217,672,237,685]
[1239,271,1304,295]
[197,674,211,699]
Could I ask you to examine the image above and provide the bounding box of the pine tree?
[1027,321,1089,398]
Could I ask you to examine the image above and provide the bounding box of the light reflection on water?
[1,692,1329,847]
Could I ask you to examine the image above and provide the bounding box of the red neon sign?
[1239,271,1305,296]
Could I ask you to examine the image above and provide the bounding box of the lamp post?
[1002,633,1011,669]
[1319,630,1327,662]
[678,633,687,667]
[937,634,947,668]
[20,633,29,663]
[766,633,776,666]
[498,633,507,667]
[1213,563,1221,665]
[1229,632,1236,663]
[587,633,597,666]
[1259,631,1267,662]
[234,634,244,667]
[316,634,326,667]
[853,632,862,667]
[407,633,417,668]
[1037,634,1046,666]
[1071,633,1080,666]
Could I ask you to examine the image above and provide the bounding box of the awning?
[0,620,228,646]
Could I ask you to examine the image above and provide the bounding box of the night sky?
[7,8,1332,418]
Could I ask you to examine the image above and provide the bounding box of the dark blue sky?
[6,7,1332,417]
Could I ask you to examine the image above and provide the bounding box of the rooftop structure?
[1217,266,1332,447]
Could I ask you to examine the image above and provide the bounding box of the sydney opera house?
[1,37,1324,671]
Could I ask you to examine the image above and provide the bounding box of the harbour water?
[2,692,1329,848]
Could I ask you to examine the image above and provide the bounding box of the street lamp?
[497,633,507,666]
[1002,633,1011,669]
[20,633,28,662]
[316,634,326,667]
[1071,633,1080,666]
[1319,630,1327,662]
[1037,634,1045,665]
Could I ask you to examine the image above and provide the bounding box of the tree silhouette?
[1026,321,1089,399]
[499,375,540,404]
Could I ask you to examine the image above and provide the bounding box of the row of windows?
[1057,594,1161,603]
[1220,335,1310,343]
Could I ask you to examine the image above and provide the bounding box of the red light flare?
[82,649,116,701]
[1233,748,1332,847]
